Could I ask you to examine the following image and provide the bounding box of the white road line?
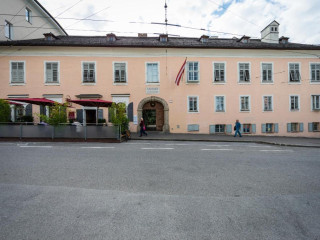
[259,150,293,152]
[19,146,52,148]
[141,148,174,150]
[125,143,151,145]
[205,145,231,147]
[165,143,192,146]
[201,149,233,151]
[81,147,115,149]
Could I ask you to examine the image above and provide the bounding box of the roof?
[1,35,320,50]
[33,0,68,36]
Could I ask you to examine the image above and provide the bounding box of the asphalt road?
[0,141,319,240]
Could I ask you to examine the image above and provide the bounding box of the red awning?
[7,101,23,106]
[67,99,113,108]
[5,98,58,106]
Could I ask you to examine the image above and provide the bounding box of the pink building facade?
[1,26,320,137]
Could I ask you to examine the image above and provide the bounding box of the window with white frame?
[263,96,273,111]
[5,20,13,39]
[290,95,299,111]
[82,62,95,83]
[289,63,300,82]
[240,96,250,111]
[25,8,32,23]
[187,62,199,82]
[215,96,225,112]
[213,63,225,82]
[11,62,25,83]
[114,63,126,83]
[188,96,198,112]
[312,95,320,110]
[311,63,320,82]
[239,63,250,82]
[261,63,273,83]
[215,124,225,133]
[146,63,159,83]
[45,62,59,83]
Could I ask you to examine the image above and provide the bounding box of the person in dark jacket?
[234,119,242,137]
[139,118,147,137]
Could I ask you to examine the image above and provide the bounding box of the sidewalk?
[131,132,320,148]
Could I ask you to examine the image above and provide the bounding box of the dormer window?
[43,33,57,41]
[159,34,168,42]
[106,33,117,42]
[238,36,250,43]
[279,36,289,44]
[200,35,209,43]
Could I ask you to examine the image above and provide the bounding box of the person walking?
[139,117,147,137]
[234,119,242,137]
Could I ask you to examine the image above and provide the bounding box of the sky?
[38,0,320,45]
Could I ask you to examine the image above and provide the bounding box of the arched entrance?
[137,96,169,133]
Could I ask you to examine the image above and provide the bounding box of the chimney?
[261,20,280,44]
[106,33,117,42]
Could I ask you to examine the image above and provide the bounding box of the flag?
[175,58,187,86]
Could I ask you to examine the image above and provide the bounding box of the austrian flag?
[175,58,187,86]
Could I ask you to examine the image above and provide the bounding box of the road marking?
[81,147,115,149]
[19,146,52,148]
[165,143,193,146]
[205,144,231,147]
[201,149,233,151]
[125,142,151,145]
[141,148,174,150]
[259,150,293,152]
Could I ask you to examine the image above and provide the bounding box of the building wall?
[0,0,65,41]
[0,46,320,137]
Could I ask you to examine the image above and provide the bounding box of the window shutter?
[308,123,313,132]
[188,124,199,132]
[127,102,133,122]
[209,125,215,134]
[299,123,304,132]
[261,124,266,133]
[25,104,32,116]
[274,123,279,133]
[252,124,256,133]
[76,109,83,123]
[108,108,112,123]
[226,124,232,133]
[40,105,46,116]
[287,123,291,132]
[98,109,103,120]
[240,125,243,133]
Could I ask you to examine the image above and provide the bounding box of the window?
[215,96,225,112]
[240,96,250,111]
[25,8,32,23]
[289,63,300,82]
[239,63,250,82]
[5,20,13,39]
[311,63,320,82]
[10,62,25,83]
[187,62,199,82]
[146,63,159,83]
[213,63,225,82]
[290,95,299,111]
[312,95,320,110]
[82,62,95,83]
[188,96,198,112]
[263,96,273,111]
[310,122,320,132]
[261,63,273,83]
[114,63,127,83]
[45,62,59,83]
[243,124,251,133]
[287,122,303,132]
[215,124,225,133]
[266,123,274,133]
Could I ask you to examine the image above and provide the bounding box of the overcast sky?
[38,0,320,45]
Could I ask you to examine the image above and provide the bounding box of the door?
[143,109,156,131]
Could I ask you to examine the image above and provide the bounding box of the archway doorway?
[137,96,169,133]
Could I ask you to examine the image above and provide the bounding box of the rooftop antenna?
[164,0,168,34]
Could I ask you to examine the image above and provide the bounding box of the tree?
[0,100,11,122]
[109,102,129,132]
[39,103,68,126]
